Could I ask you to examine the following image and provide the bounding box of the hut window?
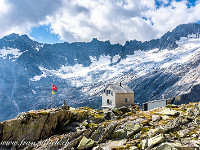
[107,99,111,104]
[110,90,113,95]
[106,90,111,95]
[125,98,129,102]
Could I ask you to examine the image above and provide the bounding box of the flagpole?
[51,84,53,109]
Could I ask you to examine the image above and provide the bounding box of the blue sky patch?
[29,25,62,44]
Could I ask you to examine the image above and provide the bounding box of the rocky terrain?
[1,102,200,150]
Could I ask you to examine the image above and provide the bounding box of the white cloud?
[0,0,10,15]
[47,0,200,44]
[143,1,200,38]
[0,0,64,38]
[1,0,200,44]
[47,0,158,44]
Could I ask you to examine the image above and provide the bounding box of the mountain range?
[0,23,200,121]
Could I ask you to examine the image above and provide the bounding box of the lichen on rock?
[77,136,95,149]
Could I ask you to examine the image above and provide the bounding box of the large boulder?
[163,116,188,132]
[157,108,179,116]
[186,107,200,117]
[88,110,105,124]
[77,136,95,149]
[112,129,127,139]
[153,142,178,150]
[177,129,190,138]
[104,111,115,120]
[92,146,104,150]
[161,115,169,120]
[172,142,195,150]
[127,123,142,137]
[114,121,143,138]
[148,127,164,138]
[129,146,139,150]
[141,138,148,150]
[100,139,127,150]
[90,122,117,143]
[152,115,160,122]
[148,134,164,148]
[0,109,89,142]
[112,107,130,116]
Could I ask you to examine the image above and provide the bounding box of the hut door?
[144,103,148,111]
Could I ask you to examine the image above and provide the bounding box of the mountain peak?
[156,23,200,50]
[2,33,33,42]
[171,23,200,36]
[174,23,200,31]
[2,33,20,41]
[91,38,99,43]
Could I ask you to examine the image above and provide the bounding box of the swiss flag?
[52,84,57,91]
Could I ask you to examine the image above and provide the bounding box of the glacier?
[32,35,200,89]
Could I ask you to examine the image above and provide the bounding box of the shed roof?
[106,84,134,93]
[143,99,167,104]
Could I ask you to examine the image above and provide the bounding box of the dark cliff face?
[0,23,200,121]
[175,84,200,105]
[128,71,180,104]
[36,38,123,68]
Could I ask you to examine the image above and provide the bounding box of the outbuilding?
[143,98,173,111]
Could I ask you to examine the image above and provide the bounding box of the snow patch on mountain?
[35,44,44,51]
[112,54,120,63]
[0,47,23,61]
[30,67,47,81]
[32,90,37,94]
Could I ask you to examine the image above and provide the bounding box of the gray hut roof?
[106,84,134,93]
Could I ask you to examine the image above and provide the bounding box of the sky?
[0,0,200,44]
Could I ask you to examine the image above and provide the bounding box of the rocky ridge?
[1,102,200,149]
